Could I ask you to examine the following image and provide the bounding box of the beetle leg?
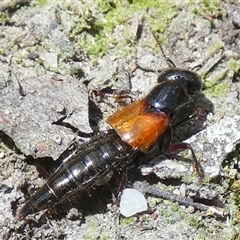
[173,107,205,129]
[167,142,203,181]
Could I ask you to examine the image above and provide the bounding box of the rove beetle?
[18,64,203,220]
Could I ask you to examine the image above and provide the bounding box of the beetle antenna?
[159,45,176,68]
[151,30,176,68]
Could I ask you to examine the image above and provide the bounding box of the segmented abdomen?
[19,131,136,219]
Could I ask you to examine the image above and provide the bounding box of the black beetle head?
[157,68,202,94]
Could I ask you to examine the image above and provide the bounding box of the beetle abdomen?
[18,131,135,219]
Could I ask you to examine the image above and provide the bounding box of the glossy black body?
[19,67,202,219]
[157,68,202,94]
[19,131,137,219]
[147,68,202,126]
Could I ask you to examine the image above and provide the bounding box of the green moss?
[186,0,222,17]
[159,200,181,218]
[0,142,12,154]
[163,201,205,229]
[83,219,110,240]
[69,1,178,58]
[188,215,205,228]
[102,0,221,57]
[206,41,225,59]
[78,33,108,58]
[176,209,206,231]
[228,58,240,74]
[231,180,240,193]
[202,175,212,186]
[0,12,9,25]
[66,0,224,58]
[103,0,177,34]
[170,202,180,212]
[204,68,228,88]
[31,0,49,6]
[204,81,229,98]
[120,216,137,226]
[96,0,115,14]
[148,196,163,208]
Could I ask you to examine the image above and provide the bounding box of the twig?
[133,181,225,216]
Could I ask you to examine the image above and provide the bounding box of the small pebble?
[52,134,62,145]
[119,188,148,217]
[180,183,187,196]
[187,206,195,214]
[0,152,5,159]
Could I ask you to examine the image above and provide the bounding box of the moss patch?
[228,58,240,74]
[186,0,222,17]
[120,215,137,226]
[67,1,178,58]
[204,81,229,98]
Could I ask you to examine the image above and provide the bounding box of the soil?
[0,1,239,239]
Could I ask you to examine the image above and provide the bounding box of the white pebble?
[0,151,5,159]
[119,188,147,217]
